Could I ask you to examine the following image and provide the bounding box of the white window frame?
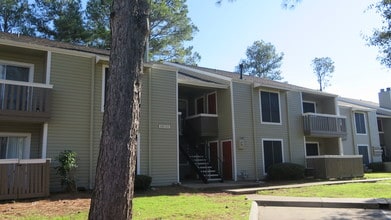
[195,95,205,115]
[0,59,34,83]
[259,90,282,125]
[305,141,320,157]
[261,138,284,175]
[302,101,316,113]
[101,65,108,112]
[206,91,218,115]
[354,112,367,135]
[0,132,31,159]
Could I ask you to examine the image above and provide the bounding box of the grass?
[258,179,391,198]
[364,172,391,179]
[133,194,250,220]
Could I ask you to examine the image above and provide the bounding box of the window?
[0,133,31,159]
[260,91,280,123]
[101,66,109,112]
[207,92,217,114]
[355,112,366,134]
[305,142,319,156]
[303,101,316,113]
[0,61,33,82]
[195,96,205,114]
[358,145,369,165]
[262,139,283,173]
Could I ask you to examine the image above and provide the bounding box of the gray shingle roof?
[0,32,110,56]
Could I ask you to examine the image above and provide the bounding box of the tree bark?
[88,0,149,219]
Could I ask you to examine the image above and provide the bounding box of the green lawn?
[258,179,391,198]
[133,194,250,220]
[364,172,391,179]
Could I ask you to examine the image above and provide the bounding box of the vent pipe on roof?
[239,63,243,80]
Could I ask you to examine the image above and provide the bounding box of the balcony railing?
[303,113,347,138]
[186,114,218,137]
[0,80,52,122]
[0,159,50,200]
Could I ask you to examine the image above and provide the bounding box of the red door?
[222,141,232,180]
[207,93,217,114]
[209,142,218,169]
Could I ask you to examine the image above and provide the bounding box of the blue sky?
[185,0,390,102]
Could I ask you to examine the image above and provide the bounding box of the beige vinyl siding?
[91,62,107,187]
[0,122,42,158]
[47,53,93,191]
[142,67,178,186]
[217,87,232,140]
[256,88,289,178]
[367,111,382,162]
[0,48,46,83]
[340,106,356,155]
[286,91,305,165]
[139,68,150,177]
[305,137,340,155]
[231,82,255,180]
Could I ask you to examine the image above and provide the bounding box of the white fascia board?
[178,78,229,89]
[0,38,104,59]
[144,63,178,72]
[164,62,232,82]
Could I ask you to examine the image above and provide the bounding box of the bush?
[56,150,78,192]
[267,163,305,181]
[135,175,152,190]
[368,162,385,172]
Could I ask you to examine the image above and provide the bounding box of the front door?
[222,140,232,180]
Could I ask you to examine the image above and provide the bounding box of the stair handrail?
[179,145,209,183]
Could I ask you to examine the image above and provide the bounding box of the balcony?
[0,80,52,122]
[186,114,218,137]
[306,155,364,179]
[303,113,347,138]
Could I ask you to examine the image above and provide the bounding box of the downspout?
[251,84,258,180]
[367,111,374,162]
[148,68,152,176]
[230,81,237,181]
[285,92,292,162]
[350,109,357,155]
[335,97,343,155]
[89,57,96,189]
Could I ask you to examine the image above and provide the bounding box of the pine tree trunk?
[88,1,149,219]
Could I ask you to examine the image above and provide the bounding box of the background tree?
[238,40,284,80]
[368,1,391,68]
[0,0,34,35]
[85,0,200,64]
[311,57,335,91]
[32,0,88,44]
[88,0,149,218]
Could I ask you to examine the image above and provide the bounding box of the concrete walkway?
[243,178,391,220]
[225,177,391,194]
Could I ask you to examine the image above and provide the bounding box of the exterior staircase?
[189,154,222,183]
[179,146,223,183]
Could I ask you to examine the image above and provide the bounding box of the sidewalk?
[243,178,391,220]
[225,177,391,194]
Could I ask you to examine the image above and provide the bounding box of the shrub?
[135,175,152,190]
[368,162,385,172]
[56,150,78,192]
[267,163,305,181]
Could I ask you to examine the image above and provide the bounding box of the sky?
[185,0,390,102]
